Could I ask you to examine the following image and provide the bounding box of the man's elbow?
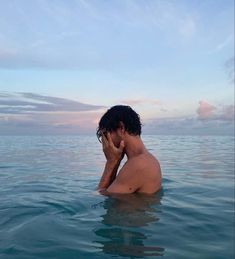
[97,188,110,196]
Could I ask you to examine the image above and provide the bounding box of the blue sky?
[0,0,234,135]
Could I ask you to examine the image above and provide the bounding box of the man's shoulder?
[113,152,161,193]
[123,154,147,169]
[121,152,159,174]
[128,152,159,166]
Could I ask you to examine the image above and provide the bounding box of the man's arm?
[97,132,125,192]
[106,158,142,194]
[97,159,121,191]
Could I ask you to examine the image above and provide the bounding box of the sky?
[0,0,234,135]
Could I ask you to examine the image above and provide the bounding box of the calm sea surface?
[0,135,234,259]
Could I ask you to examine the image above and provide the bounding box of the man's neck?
[123,135,147,159]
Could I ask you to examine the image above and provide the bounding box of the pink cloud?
[197,101,216,120]
[34,111,103,129]
[0,110,104,135]
[197,101,234,121]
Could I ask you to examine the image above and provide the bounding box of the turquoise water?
[0,135,234,259]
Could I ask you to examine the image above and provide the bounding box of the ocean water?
[0,135,234,259]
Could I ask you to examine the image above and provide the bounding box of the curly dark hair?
[96,105,142,141]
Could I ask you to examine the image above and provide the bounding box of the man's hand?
[102,132,125,163]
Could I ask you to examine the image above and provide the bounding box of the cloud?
[225,56,234,84]
[0,110,103,134]
[0,0,198,70]
[197,101,217,120]
[178,15,196,39]
[142,100,234,136]
[120,98,161,106]
[197,100,234,121]
[215,35,234,52]
[143,116,234,136]
[1,93,233,136]
[0,47,18,59]
[0,47,50,69]
[0,92,105,135]
[219,105,234,121]
[0,92,104,114]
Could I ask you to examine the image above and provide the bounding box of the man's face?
[97,128,122,147]
[109,131,122,148]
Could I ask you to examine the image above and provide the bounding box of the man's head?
[96,105,142,146]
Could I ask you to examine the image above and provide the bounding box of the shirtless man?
[97,105,162,194]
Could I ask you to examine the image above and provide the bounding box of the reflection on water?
[94,191,165,257]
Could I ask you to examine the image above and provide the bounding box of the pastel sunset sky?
[0,0,234,135]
